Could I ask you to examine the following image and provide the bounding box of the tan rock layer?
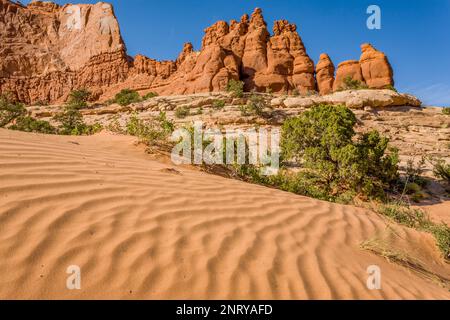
[0,1,395,104]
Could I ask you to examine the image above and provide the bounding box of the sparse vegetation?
[385,84,398,92]
[114,89,141,106]
[67,88,91,108]
[432,159,450,183]
[339,76,369,91]
[0,94,26,127]
[280,105,399,201]
[53,106,102,136]
[239,94,271,118]
[126,111,175,144]
[442,108,450,116]
[142,92,158,100]
[175,106,190,119]
[377,203,450,259]
[212,100,225,110]
[292,88,300,97]
[9,116,56,134]
[226,79,244,98]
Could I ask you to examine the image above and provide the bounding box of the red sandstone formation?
[333,60,366,91]
[315,54,335,95]
[359,43,394,89]
[0,1,396,104]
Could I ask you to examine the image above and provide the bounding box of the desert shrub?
[239,105,249,116]
[281,105,399,200]
[442,108,450,115]
[67,89,91,108]
[378,204,428,229]
[212,100,225,110]
[175,106,190,119]
[126,111,174,143]
[405,157,428,187]
[240,94,271,118]
[106,115,124,133]
[427,223,450,259]
[9,116,56,134]
[433,159,450,183]
[226,79,244,98]
[35,100,49,107]
[114,89,141,106]
[305,90,318,97]
[292,88,300,97]
[384,84,398,92]
[142,92,158,100]
[0,94,27,127]
[378,203,450,259]
[53,106,102,135]
[340,76,368,91]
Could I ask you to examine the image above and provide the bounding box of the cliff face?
[0,1,395,103]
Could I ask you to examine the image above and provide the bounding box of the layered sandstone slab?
[280,89,421,109]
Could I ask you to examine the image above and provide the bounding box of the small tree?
[114,89,141,106]
[53,106,85,135]
[281,105,398,200]
[175,106,190,119]
[10,116,56,134]
[340,76,368,91]
[226,79,244,98]
[142,92,158,100]
[67,89,91,108]
[433,159,450,183]
[0,94,26,127]
[212,100,225,110]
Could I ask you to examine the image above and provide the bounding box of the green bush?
[340,76,368,91]
[0,94,26,127]
[142,92,158,100]
[405,157,428,187]
[226,79,244,98]
[442,108,450,115]
[384,84,398,93]
[175,106,190,119]
[212,100,225,110]
[378,203,450,259]
[281,105,399,200]
[433,159,450,183]
[114,89,141,106]
[126,111,174,143]
[9,116,56,134]
[67,89,91,108]
[53,106,102,136]
[239,94,271,118]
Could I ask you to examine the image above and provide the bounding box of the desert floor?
[0,128,449,299]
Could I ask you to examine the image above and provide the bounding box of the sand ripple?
[0,129,449,299]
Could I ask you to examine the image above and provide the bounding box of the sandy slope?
[0,129,449,300]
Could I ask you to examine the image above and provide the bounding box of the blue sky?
[24,0,450,106]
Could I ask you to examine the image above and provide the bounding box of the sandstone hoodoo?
[315,54,335,95]
[0,1,396,104]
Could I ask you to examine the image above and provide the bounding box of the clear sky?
[23,0,450,106]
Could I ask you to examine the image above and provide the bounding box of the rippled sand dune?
[0,129,449,300]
